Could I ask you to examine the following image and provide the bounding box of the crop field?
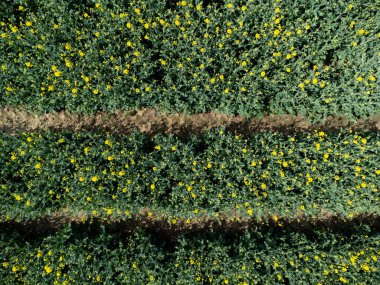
[1,0,380,284]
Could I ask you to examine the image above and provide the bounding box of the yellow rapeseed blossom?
[44,265,53,274]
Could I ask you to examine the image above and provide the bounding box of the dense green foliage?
[1,0,380,282]
[1,0,379,120]
[1,129,379,219]
[1,226,379,284]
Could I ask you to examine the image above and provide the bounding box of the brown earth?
[1,107,380,136]
[2,209,379,238]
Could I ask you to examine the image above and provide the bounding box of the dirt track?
[1,107,380,136]
[2,209,379,238]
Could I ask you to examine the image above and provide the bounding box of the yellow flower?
[150,184,155,190]
[356,76,364,82]
[261,71,266,77]
[44,265,53,274]
[25,62,32,67]
[226,3,233,9]
[91,176,99,182]
[93,89,99,94]
[134,8,141,14]
[71,88,78,94]
[35,163,42,170]
[274,29,280,36]
[14,194,22,201]
[255,33,261,39]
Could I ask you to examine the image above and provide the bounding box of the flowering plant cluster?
[1,129,379,220]
[1,226,379,284]
[1,0,379,120]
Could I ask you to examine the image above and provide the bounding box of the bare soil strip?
[1,108,380,136]
[2,210,379,237]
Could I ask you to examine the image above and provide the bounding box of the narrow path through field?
[1,108,380,135]
[2,210,379,237]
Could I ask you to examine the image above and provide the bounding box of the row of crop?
[1,0,379,120]
[1,225,379,284]
[1,129,379,220]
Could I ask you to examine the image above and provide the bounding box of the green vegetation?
[1,226,379,284]
[1,0,380,283]
[1,129,379,220]
[1,0,379,120]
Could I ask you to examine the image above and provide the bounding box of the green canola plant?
[1,226,379,284]
[1,129,379,220]
[0,0,379,120]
